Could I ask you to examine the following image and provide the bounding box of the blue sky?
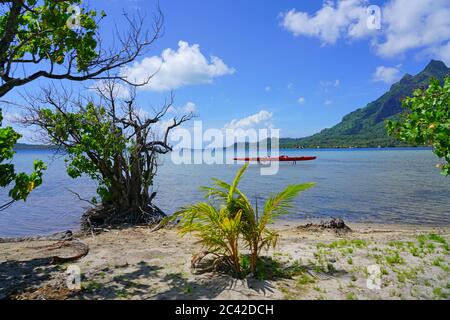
[2,0,450,141]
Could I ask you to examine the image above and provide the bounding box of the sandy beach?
[0,221,449,300]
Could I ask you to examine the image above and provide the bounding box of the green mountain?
[281,60,450,148]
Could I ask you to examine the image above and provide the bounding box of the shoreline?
[2,220,450,242]
[2,220,450,243]
[15,145,433,151]
[1,221,449,300]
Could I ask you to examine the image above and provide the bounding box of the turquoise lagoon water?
[0,148,449,237]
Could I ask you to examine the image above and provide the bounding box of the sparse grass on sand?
[0,222,449,300]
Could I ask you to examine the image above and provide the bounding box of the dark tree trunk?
[23,82,193,232]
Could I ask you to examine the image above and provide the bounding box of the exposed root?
[81,203,166,232]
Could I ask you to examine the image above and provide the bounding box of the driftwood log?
[30,238,89,265]
[48,240,90,264]
[0,230,89,265]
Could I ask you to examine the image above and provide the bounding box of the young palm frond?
[227,164,248,203]
[243,183,316,273]
[174,164,315,277]
[174,166,250,274]
[174,201,243,274]
[201,164,253,215]
[263,183,316,220]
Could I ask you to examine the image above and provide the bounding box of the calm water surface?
[0,148,449,237]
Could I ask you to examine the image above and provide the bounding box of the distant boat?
[234,156,317,163]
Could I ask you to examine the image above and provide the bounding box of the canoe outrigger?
[233,156,317,164]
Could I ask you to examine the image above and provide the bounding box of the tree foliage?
[0,0,162,97]
[386,77,450,176]
[0,109,46,210]
[0,0,163,210]
[24,82,193,226]
[175,164,315,277]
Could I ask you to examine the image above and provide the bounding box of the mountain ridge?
[280,60,450,148]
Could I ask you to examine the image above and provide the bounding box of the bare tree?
[0,0,163,97]
[23,81,193,228]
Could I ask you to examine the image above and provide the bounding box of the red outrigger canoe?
[233,156,317,162]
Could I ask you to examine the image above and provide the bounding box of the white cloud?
[265,86,271,92]
[325,100,333,106]
[183,102,197,114]
[372,66,401,84]
[0,110,37,143]
[91,81,130,99]
[168,101,197,115]
[320,80,340,87]
[222,110,275,142]
[122,41,235,91]
[281,0,450,61]
[135,108,150,119]
[320,79,340,92]
[281,1,372,45]
[1,110,22,123]
[430,41,450,66]
[152,118,177,137]
[223,110,273,131]
[166,106,176,114]
[298,97,306,104]
[377,0,450,57]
